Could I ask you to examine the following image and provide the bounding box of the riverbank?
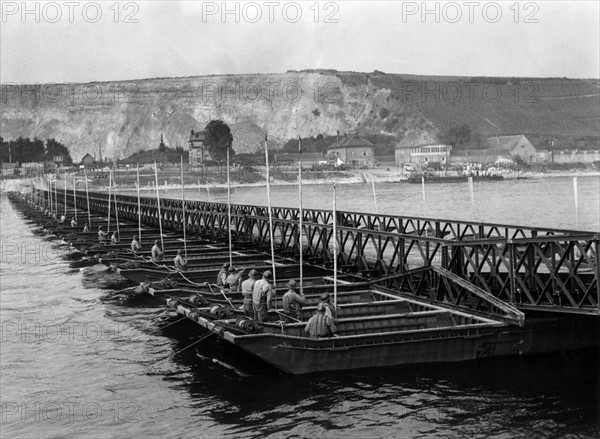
[124,168,600,192]
[2,169,598,193]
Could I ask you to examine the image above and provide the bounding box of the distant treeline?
[0,137,73,164]
[120,145,188,165]
[278,133,398,157]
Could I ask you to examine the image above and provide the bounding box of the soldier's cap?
[222,262,230,269]
[287,279,297,288]
[263,270,273,280]
[248,269,259,279]
[320,293,331,302]
[154,239,159,244]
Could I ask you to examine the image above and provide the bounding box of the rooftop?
[189,130,205,141]
[483,135,529,150]
[452,148,511,156]
[328,134,374,150]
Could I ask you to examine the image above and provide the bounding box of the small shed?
[81,153,95,167]
[483,135,537,163]
[327,134,375,168]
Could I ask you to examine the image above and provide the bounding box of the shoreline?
[119,169,600,192]
[1,169,598,193]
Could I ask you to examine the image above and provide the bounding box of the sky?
[0,0,599,83]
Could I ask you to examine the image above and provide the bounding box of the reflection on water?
[1,179,599,438]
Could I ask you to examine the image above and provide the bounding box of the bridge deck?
[31,186,600,316]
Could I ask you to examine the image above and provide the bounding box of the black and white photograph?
[1,1,599,438]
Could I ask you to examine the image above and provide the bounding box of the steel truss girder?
[37,188,600,315]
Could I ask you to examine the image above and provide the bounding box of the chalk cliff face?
[1,70,598,161]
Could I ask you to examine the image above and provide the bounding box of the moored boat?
[165,286,510,374]
[407,174,504,183]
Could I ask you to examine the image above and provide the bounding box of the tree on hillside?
[15,137,45,162]
[280,135,336,155]
[0,137,74,164]
[0,137,6,163]
[204,120,234,162]
[439,124,472,149]
[46,139,73,163]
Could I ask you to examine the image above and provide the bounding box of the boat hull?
[407,175,504,183]
[227,315,599,374]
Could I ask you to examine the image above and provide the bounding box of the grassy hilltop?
[1,70,598,161]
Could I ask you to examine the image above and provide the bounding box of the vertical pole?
[181,156,187,258]
[333,182,338,311]
[468,175,474,221]
[54,177,58,216]
[264,135,277,290]
[421,175,426,217]
[112,169,120,239]
[54,180,58,216]
[107,168,112,232]
[298,136,304,295]
[573,177,579,229]
[136,163,141,244]
[154,160,165,251]
[371,180,378,214]
[72,176,77,222]
[84,169,91,230]
[357,233,364,272]
[227,146,232,266]
[63,174,67,217]
[509,242,516,303]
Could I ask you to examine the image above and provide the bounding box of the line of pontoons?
[9,191,599,375]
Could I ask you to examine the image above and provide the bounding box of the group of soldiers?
[234,267,338,339]
[133,237,188,272]
[97,226,120,245]
[115,232,338,339]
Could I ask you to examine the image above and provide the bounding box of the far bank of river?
[118,168,600,192]
[2,169,599,193]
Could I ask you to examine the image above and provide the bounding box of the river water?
[1,177,599,438]
[158,176,600,232]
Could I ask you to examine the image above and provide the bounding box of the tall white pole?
[298,136,304,295]
[333,182,338,311]
[371,180,378,214]
[226,146,232,267]
[136,163,142,243]
[72,175,77,222]
[468,175,475,221]
[573,177,579,229]
[181,156,188,258]
[63,174,67,217]
[421,175,426,217]
[112,169,120,239]
[54,180,58,215]
[84,169,91,229]
[107,168,112,232]
[154,160,165,251]
[264,136,277,290]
